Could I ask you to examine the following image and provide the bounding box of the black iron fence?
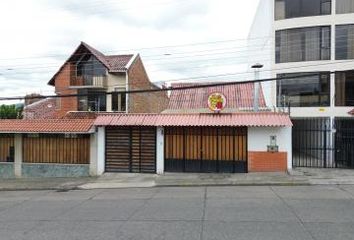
[292,117,354,169]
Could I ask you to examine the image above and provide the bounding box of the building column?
[89,127,105,176]
[156,127,164,174]
[89,132,98,176]
[14,134,22,178]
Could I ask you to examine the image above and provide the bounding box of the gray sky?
[0,0,260,102]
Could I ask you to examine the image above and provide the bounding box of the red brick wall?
[127,56,168,113]
[248,151,287,172]
[54,63,78,118]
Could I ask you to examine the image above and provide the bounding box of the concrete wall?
[248,126,292,171]
[0,163,15,178]
[248,0,274,107]
[22,164,89,178]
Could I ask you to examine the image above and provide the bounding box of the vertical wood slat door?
[0,134,14,162]
[164,127,247,173]
[105,127,156,173]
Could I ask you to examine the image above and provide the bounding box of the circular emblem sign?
[208,92,226,113]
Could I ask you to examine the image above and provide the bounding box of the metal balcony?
[70,75,107,88]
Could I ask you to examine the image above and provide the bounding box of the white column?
[96,127,105,175]
[156,127,164,174]
[89,132,98,176]
[284,126,293,171]
[90,127,105,176]
[14,134,22,178]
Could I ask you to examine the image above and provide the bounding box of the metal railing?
[70,75,107,88]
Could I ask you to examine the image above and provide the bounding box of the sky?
[0,0,260,103]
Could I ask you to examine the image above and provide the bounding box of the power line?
[0,71,345,101]
[2,32,353,71]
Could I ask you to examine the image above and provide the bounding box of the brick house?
[24,42,168,119]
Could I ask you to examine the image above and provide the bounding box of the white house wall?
[248,126,292,170]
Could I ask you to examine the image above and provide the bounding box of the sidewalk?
[1,168,354,191]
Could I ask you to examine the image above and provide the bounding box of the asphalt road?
[1,186,354,240]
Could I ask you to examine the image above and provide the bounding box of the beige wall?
[106,72,126,112]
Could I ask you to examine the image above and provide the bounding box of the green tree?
[0,105,23,119]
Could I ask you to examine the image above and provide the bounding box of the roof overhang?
[94,113,293,128]
[0,119,95,134]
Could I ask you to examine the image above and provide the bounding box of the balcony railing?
[70,75,107,88]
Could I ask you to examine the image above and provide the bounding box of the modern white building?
[249,0,354,168]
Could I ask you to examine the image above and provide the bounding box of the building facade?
[249,0,354,168]
[24,42,168,119]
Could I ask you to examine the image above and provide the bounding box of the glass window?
[111,87,126,112]
[335,70,354,106]
[78,90,106,112]
[277,72,330,107]
[336,24,354,60]
[76,55,106,86]
[275,0,331,20]
[336,0,354,14]
[276,26,331,63]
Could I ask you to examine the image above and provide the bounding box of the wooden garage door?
[105,127,156,173]
[165,127,247,173]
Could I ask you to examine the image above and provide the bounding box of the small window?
[112,88,126,112]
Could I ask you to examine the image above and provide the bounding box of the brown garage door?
[165,127,247,173]
[105,127,156,173]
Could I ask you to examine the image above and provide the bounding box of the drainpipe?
[251,63,263,112]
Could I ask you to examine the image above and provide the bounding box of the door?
[105,127,156,173]
[335,118,354,168]
[164,127,247,173]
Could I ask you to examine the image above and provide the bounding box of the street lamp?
[251,63,264,112]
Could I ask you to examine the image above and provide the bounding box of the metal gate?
[292,118,334,168]
[164,127,247,173]
[335,118,354,168]
[293,118,354,169]
[105,127,156,173]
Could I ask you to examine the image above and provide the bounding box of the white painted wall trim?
[125,53,139,70]
[156,127,164,174]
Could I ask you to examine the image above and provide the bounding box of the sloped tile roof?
[48,42,134,85]
[165,83,267,113]
[94,112,292,127]
[23,98,57,120]
[106,55,135,72]
[0,119,95,133]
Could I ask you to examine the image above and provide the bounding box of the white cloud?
[0,0,260,103]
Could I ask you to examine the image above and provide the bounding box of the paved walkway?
[1,186,354,240]
[2,168,354,190]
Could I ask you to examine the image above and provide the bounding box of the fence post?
[14,134,22,178]
[323,123,327,168]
